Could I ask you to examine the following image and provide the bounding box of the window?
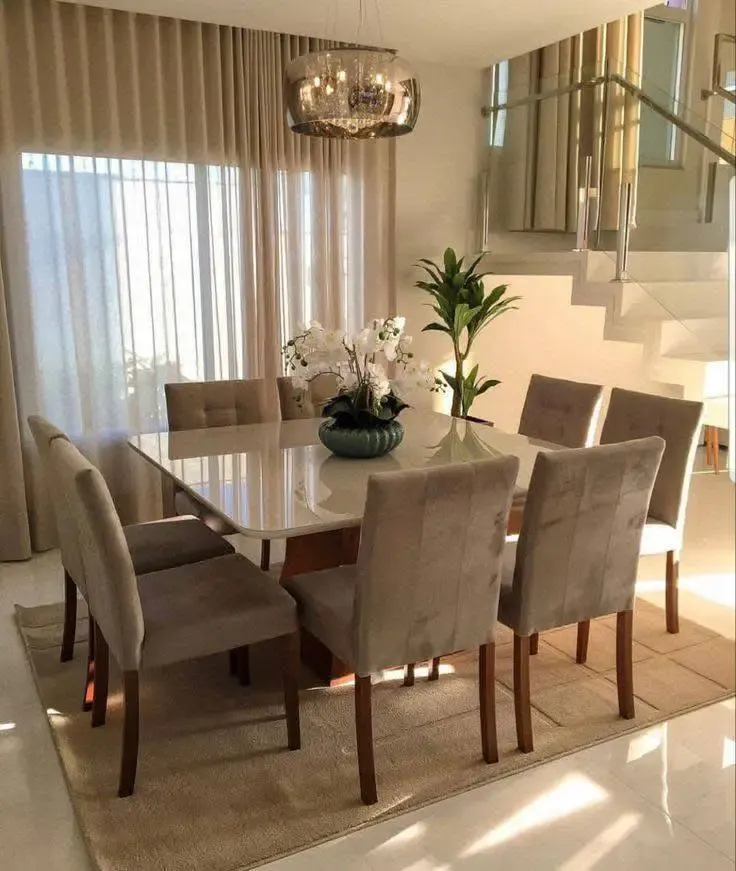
[21,154,243,431]
[489,61,509,148]
[640,13,687,165]
[721,71,736,158]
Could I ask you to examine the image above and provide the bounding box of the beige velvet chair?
[518,374,603,448]
[599,388,704,635]
[28,416,234,707]
[277,374,339,420]
[164,378,278,568]
[51,437,300,797]
[499,437,665,753]
[284,457,519,805]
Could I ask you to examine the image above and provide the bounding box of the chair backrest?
[50,438,144,670]
[351,456,520,676]
[507,437,665,636]
[164,379,276,431]
[518,374,603,448]
[27,416,86,595]
[277,374,339,420]
[600,388,703,532]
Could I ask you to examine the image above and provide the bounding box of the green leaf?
[422,322,452,334]
[476,379,500,395]
[443,247,458,274]
[441,371,459,392]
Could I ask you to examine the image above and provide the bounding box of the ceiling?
[61,0,652,68]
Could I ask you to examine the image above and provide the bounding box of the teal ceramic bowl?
[318,419,404,459]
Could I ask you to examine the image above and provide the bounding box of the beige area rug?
[16,599,735,871]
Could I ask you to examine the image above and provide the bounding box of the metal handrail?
[702,33,736,105]
[481,71,736,168]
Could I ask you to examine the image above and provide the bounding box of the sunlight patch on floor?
[558,812,641,871]
[460,773,608,857]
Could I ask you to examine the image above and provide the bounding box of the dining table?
[129,408,563,682]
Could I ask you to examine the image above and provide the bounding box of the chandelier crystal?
[285,48,421,139]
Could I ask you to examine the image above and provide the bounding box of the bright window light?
[723,737,735,769]
[0,722,16,732]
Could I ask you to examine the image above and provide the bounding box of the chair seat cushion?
[640,519,680,556]
[173,489,238,536]
[138,554,297,668]
[282,567,357,668]
[124,516,234,575]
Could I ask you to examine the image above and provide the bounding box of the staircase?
[482,248,730,405]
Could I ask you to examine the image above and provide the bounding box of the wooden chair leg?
[60,571,77,663]
[616,610,635,719]
[91,623,109,728]
[576,620,591,664]
[479,642,498,764]
[236,646,250,686]
[82,615,96,712]
[665,550,679,634]
[354,675,378,805]
[711,427,720,475]
[403,662,415,687]
[118,670,140,798]
[280,632,301,751]
[428,657,440,681]
[705,426,713,466]
[529,633,539,655]
[513,634,533,753]
[260,539,271,571]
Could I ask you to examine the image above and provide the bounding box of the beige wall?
[394,60,487,316]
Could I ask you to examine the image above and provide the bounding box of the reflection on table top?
[129,410,561,539]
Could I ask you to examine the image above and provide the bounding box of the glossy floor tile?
[0,467,733,871]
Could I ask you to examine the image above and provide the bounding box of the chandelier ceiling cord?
[285,0,421,140]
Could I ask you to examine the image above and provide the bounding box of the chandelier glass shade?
[285,48,421,139]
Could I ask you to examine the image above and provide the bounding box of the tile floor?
[0,458,733,871]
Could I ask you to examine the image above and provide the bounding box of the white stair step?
[586,251,729,282]
[620,280,727,321]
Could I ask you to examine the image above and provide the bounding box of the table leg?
[281,527,360,685]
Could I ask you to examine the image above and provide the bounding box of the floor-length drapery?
[0,0,394,560]
[488,12,643,233]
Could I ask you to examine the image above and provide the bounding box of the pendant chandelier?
[285,4,420,140]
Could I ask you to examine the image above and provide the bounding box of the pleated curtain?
[0,0,394,560]
[489,12,643,232]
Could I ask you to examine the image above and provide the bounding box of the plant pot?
[318,419,404,459]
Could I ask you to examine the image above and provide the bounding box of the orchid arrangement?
[283,317,443,428]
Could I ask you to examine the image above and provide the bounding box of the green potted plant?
[415,247,521,419]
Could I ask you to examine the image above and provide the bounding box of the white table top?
[129,410,561,539]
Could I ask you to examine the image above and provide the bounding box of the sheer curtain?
[0,0,394,559]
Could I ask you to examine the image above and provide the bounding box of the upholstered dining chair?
[164,379,278,569]
[599,388,704,636]
[277,374,339,420]
[284,457,520,805]
[499,437,665,753]
[28,416,234,707]
[518,374,603,448]
[51,436,301,798]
